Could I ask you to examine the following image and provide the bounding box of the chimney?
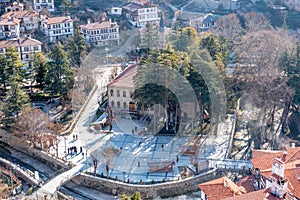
[87,18,91,24]
[291,142,295,148]
[281,147,288,162]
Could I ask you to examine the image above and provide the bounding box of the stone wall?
[0,130,71,171]
[72,170,222,199]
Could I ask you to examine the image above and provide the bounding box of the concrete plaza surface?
[53,114,233,184]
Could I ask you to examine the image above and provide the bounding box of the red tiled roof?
[80,21,119,30]
[0,37,42,49]
[260,168,300,199]
[198,177,247,200]
[107,64,137,88]
[41,16,73,24]
[236,175,255,193]
[223,188,281,200]
[1,10,39,19]
[0,17,20,25]
[251,147,300,171]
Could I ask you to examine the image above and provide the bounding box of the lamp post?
[122,171,126,182]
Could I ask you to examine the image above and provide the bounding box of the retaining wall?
[72,170,222,199]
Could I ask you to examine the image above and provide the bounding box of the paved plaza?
[53,114,234,184]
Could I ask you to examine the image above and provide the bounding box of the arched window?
[111,101,115,108]
[117,90,120,97]
[117,101,120,108]
[123,102,127,109]
[123,91,126,97]
[110,89,114,97]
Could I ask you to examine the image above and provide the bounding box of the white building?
[0,17,20,39]
[80,19,119,46]
[33,0,54,12]
[41,16,74,43]
[123,0,159,28]
[5,2,24,12]
[0,37,42,63]
[1,10,40,32]
[110,7,122,16]
[189,13,218,32]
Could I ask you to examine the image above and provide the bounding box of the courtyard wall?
[72,170,222,199]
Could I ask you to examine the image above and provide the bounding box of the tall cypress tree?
[32,52,48,89]
[1,46,29,121]
[46,43,74,99]
[66,25,87,68]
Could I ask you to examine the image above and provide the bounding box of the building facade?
[107,64,137,115]
[5,2,24,12]
[1,10,40,32]
[0,37,42,64]
[0,17,20,39]
[189,14,218,32]
[41,16,74,43]
[80,19,119,46]
[123,1,159,28]
[33,0,54,12]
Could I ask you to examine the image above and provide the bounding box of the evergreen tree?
[32,52,48,88]
[1,47,29,121]
[170,27,199,53]
[66,25,87,67]
[139,23,159,52]
[0,54,7,90]
[46,43,74,99]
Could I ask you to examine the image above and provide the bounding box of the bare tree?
[101,144,120,178]
[90,148,101,176]
[233,29,296,146]
[90,144,120,177]
[212,13,243,45]
[14,107,55,148]
[243,12,271,32]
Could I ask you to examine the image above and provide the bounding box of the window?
[11,25,15,29]
[117,90,120,97]
[130,91,133,97]
[123,91,126,97]
[36,0,39,3]
[123,102,127,109]
[37,6,40,9]
[48,0,51,3]
[23,47,29,51]
[117,101,120,108]
[33,46,39,51]
[111,101,115,108]
[110,89,114,96]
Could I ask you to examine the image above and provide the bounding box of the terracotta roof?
[80,21,119,30]
[108,64,137,88]
[260,168,300,199]
[1,10,39,19]
[123,2,143,12]
[0,37,42,49]
[223,188,281,200]
[198,177,247,200]
[0,17,20,25]
[236,175,255,193]
[123,1,155,12]
[41,16,73,24]
[251,147,300,171]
